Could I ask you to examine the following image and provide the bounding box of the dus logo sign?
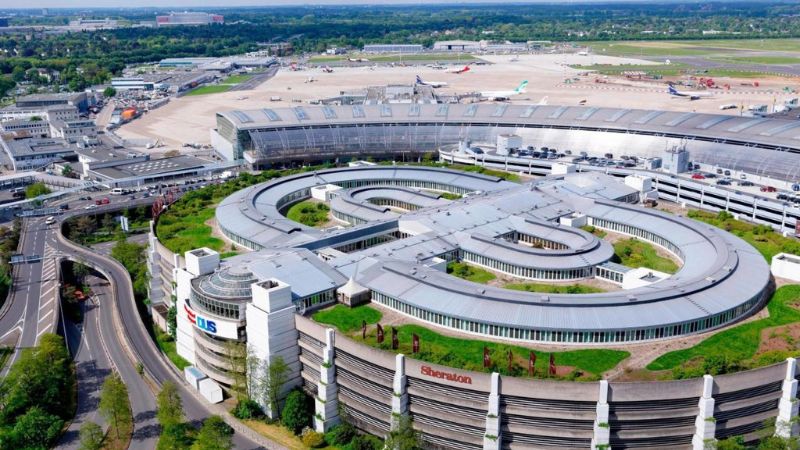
[185,305,217,334]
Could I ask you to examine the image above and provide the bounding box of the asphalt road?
[54,197,270,449]
[0,217,56,376]
[56,274,160,450]
[229,66,279,92]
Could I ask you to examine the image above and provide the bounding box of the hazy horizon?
[0,0,772,8]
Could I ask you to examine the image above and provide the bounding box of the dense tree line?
[0,333,75,448]
[2,2,800,96]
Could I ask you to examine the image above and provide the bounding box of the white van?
[110,188,126,195]
[45,216,56,225]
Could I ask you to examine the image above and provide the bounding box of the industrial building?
[156,12,224,27]
[14,91,90,113]
[362,44,424,53]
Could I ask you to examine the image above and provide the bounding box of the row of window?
[499,230,567,250]
[461,249,593,281]
[189,288,245,320]
[371,289,762,343]
[595,266,624,284]
[589,217,684,261]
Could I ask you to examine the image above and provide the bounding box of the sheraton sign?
[420,365,473,385]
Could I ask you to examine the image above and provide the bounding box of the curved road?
[54,199,275,449]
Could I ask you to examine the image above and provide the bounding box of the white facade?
[496,134,522,156]
[772,253,800,282]
[551,162,577,175]
[624,175,653,192]
[311,184,342,202]
[246,280,302,417]
[622,267,670,290]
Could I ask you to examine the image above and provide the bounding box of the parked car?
[691,173,705,180]
[760,186,777,193]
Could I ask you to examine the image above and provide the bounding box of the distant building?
[662,147,690,174]
[0,118,50,138]
[111,77,158,91]
[0,18,9,28]
[75,145,148,178]
[362,44,424,53]
[0,104,79,123]
[67,18,119,31]
[156,12,224,27]
[15,92,89,113]
[433,40,481,52]
[0,137,74,171]
[260,43,293,57]
[326,47,347,55]
[49,119,97,143]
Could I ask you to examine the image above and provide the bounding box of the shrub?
[281,390,311,434]
[301,428,325,448]
[325,422,356,446]
[351,434,384,450]
[232,399,263,420]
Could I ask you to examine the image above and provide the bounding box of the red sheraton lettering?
[420,365,473,384]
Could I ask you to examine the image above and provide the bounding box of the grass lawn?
[613,238,679,274]
[315,305,628,379]
[585,39,800,57]
[314,304,382,333]
[440,192,462,200]
[185,84,232,96]
[243,419,337,450]
[687,210,800,261]
[0,347,11,372]
[225,74,252,84]
[505,282,605,294]
[647,285,800,378]
[447,261,496,283]
[285,200,330,227]
[156,328,190,370]
[716,55,800,65]
[572,63,689,77]
[450,164,520,182]
[157,207,226,254]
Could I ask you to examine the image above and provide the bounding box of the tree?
[73,261,90,286]
[157,423,194,450]
[62,164,74,177]
[192,415,233,450]
[71,216,96,242]
[156,381,184,429]
[281,390,310,434]
[99,372,131,439]
[167,305,177,337]
[78,421,104,450]
[103,86,117,98]
[265,356,289,418]
[385,414,422,450]
[224,340,248,400]
[24,182,50,199]
[11,406,63,449]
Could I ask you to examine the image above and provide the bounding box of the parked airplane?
[415,75,448,88]
[322,66,334,73]
[480,80,528,101]
[446,65,471,74]
[348,57,370,63]
[668,85,713,100]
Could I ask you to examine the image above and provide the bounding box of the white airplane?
[446,65,471,74]
[480,80,528,101]
[668,85,713,100]
[415,75,448,88]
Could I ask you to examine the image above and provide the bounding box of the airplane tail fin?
[416,75,423,84]
[462,66,470,73]
[516,81,529,93]
[668,85,678,95]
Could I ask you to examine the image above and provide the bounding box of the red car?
[94,199,102,205]
[691,173,705,180]
[101,197,110,204]
[760,186,777,193]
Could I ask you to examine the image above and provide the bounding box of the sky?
[0,0,730,7]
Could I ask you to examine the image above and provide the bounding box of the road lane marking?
[38,309,53,323]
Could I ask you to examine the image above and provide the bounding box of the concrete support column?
[314,328,340,433]
[391,354,409,431]
[776,358,799,438]
[483,372,501,450]
[692,375,716,450]
[591,380,610,450]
